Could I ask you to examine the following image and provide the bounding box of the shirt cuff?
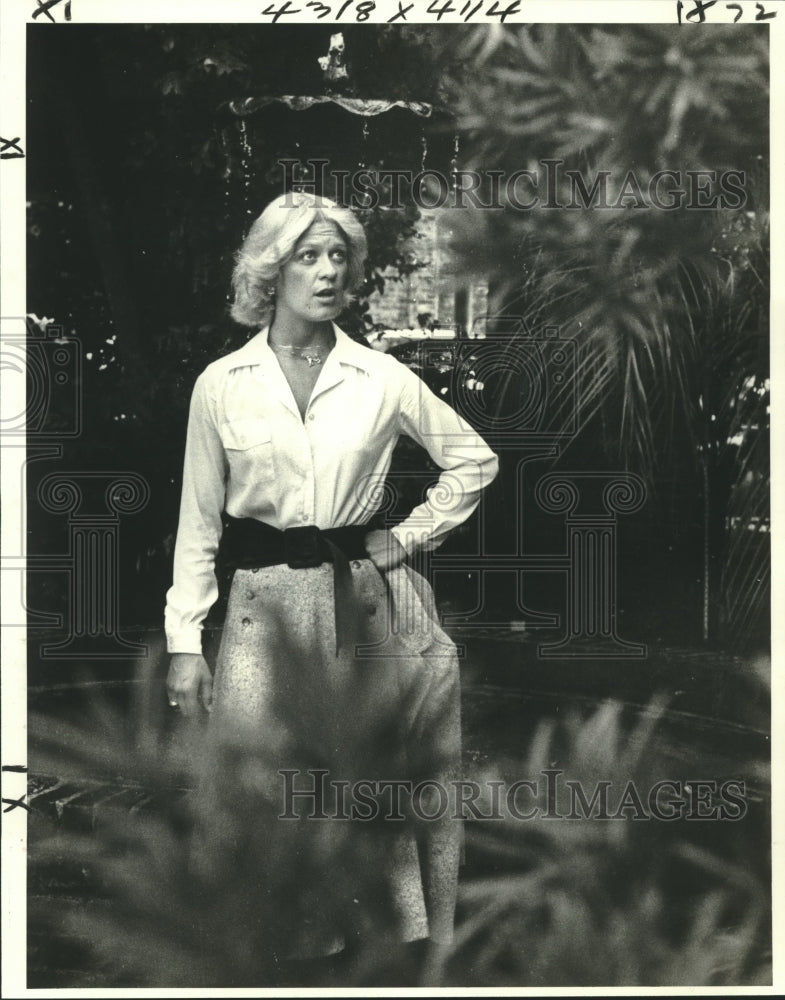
[166,626,204,656]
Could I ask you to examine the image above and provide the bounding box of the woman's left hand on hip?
[364,529,407,572]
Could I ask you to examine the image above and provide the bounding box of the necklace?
[269,338,332,367]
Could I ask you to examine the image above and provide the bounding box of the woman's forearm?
[165,371,228,655]
[395,366,499,555]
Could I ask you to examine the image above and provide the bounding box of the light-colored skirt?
[198,557,461,959]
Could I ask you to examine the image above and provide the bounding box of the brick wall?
[367,210,488,333]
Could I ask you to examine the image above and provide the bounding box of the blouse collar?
[226,321,374,374]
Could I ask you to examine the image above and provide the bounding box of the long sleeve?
[164,371,228,654]
[390,365,499,556]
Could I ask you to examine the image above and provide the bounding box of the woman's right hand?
[166,653,214,717]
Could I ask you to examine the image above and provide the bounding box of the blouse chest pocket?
[220,417,275,484]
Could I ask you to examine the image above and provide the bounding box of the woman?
[164,192,498,966]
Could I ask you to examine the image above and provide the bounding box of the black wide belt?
[220,514,381,655]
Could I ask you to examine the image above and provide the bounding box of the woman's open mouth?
[315,289,336,301]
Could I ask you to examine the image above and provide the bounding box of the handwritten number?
[256,0,532,23]
[683,0,718,21]
[755,2,776,19]
[677,0,717,21]
[260,1,301,21]
[486,0,521,22]
[254,0,776,26]
[355,0,375,20]
[679,0,776,23]
[306,0,331,16]
[426,0,455,18]
[461,0,484,19]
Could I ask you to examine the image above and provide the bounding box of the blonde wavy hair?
[230,192,368,327]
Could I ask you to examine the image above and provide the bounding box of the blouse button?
[241,617,251,626]
[366,604,377,616]
[308,413,315,422]
[351,560,362,570]
[251,567,259,574]
[246,591,255,600]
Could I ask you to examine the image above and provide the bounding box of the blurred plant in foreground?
[446,690,770,987]
[28,646,770,987]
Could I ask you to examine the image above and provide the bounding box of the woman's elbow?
[485,449,500,487]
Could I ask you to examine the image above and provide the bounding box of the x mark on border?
[0,137,25,160]
[32,0,72,22]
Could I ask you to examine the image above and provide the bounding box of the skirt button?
[241,617,251,626]
[351,560,362,570]
[246,591,255,600]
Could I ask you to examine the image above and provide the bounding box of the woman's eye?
[297,247,346,264]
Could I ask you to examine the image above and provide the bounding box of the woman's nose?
[319,253,338,278]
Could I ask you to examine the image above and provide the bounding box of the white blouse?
[164,323,499,654]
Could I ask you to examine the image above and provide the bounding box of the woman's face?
[275,220,349,326]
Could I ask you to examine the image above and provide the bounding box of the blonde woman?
[164,192,498,966]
